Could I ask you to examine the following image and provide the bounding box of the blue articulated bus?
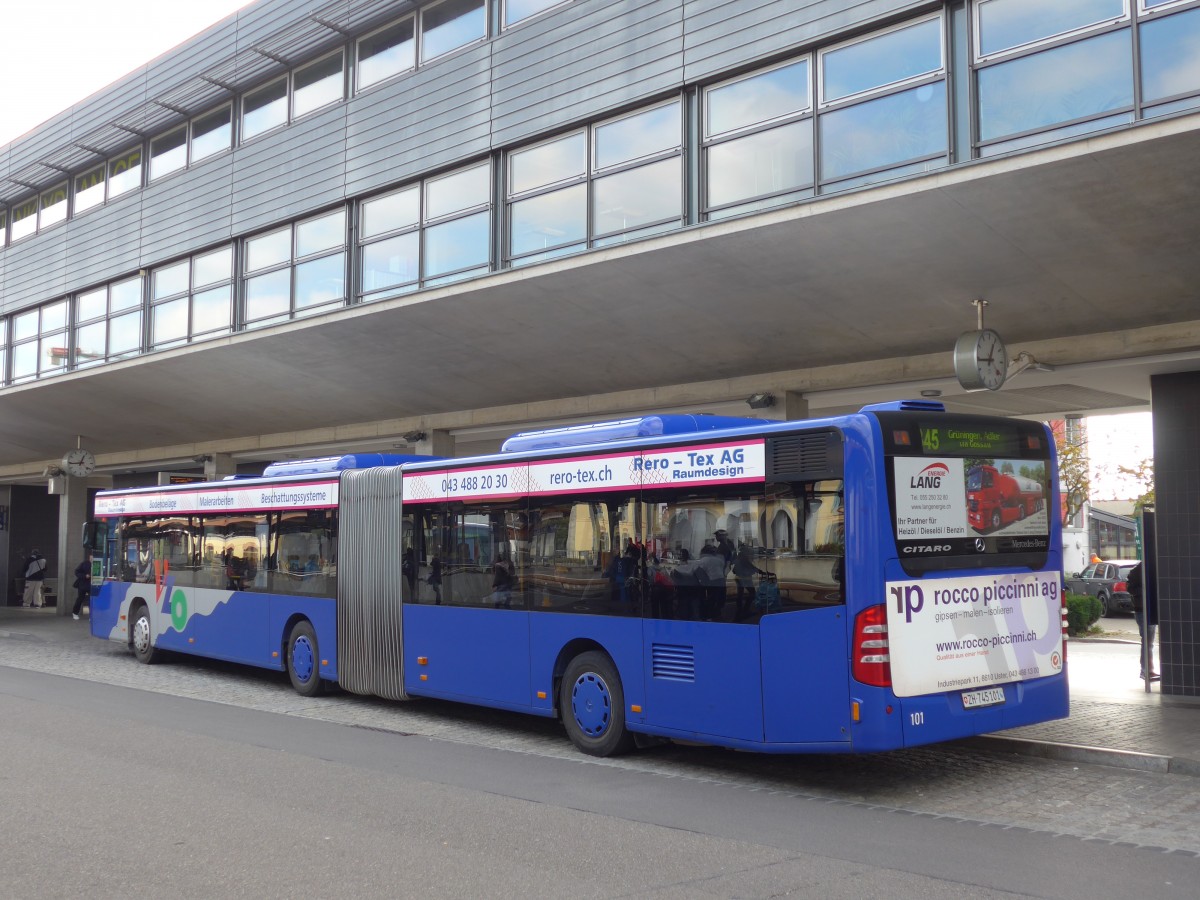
[89,401,1068,756]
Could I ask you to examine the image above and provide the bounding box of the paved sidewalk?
[4,605,1198,774]
[981,634,1200,776]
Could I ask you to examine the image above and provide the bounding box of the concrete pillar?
[1149,371,1200,697]
[775,391,808,421]
[56,475,88,617]
[0,485,10,606]
[416,430,455,458]
[204,453,237,479]
[748,390,807,420]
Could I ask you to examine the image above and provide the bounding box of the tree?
[1051,421,1090,527]
[1117,458,1155,513]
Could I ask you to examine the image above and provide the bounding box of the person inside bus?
[647,555,676,619]
[402,548,417,599]
[714,529,736,569]
[669,554,698,619]
[697,544,728,620]
[427,551,443,605]
[491,550,515,608]
[224,549,247,590]
[136,543,155,583]
[732,543,767,622]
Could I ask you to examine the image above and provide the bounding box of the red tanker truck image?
[966,464,1044,532]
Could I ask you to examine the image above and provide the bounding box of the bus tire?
[561,651,635,757]
[286,620,324,697]
[130,603,158,665]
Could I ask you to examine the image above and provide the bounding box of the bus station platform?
[980,632,1200,777]
[3,606,1198,774]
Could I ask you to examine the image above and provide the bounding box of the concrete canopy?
[4,112,1200,476]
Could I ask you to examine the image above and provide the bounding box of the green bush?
[1065,591,1102,636]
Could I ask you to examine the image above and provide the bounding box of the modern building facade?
[3,0,1200,693]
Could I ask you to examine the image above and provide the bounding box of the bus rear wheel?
[561,651,635,757]
[286,620,325,697]
[130,603,158,665]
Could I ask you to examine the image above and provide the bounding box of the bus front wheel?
[286,620,325,697]
[130,604,158,665]
[561,651,635,757]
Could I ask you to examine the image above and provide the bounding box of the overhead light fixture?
[920,389,942,398]
[402,430,427,443]
[746,393,775,410]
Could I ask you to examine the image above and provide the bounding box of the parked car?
[1066,560,1140,616]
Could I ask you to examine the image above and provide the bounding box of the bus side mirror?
[82,521,99,550]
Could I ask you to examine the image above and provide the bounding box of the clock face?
[953,329,1008,392]
[62,448,96,477]
[976,329,1008,390]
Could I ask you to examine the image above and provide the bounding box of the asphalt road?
[2,656,1198,899]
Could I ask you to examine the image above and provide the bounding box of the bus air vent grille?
[766,430,843,481]
[652,643,696,682]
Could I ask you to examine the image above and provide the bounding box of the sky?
[1,1,252,146]
[1087,412,1154,502]
[0,2,1160,503]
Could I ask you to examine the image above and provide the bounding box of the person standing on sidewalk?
[71,555,92,620]
[1128,562,1159,680]
[22,549,48,608]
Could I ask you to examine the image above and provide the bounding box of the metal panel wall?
[682,0,927,84]
[232,104,351,237]
[1,0,931,314]
[488,0,687,151]
[344,38,495,198]
[337,466,407,700]
[141,156,238,263]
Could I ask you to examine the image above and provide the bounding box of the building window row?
[245,211,347,327]
[360,160,493,299]
[151,247,236,348]
[3,0,1200,382]
[0,0,574,248]
[975,0,1200,154]
[6,0,1198,253]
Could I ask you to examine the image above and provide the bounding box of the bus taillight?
[853,603,891,687]
[1060,589,1069,663]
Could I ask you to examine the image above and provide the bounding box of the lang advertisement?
[885,570,1063,697]
[893,455,1050,558]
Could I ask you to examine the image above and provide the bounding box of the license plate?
[962,687,1006,709]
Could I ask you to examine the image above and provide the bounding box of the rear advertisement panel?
[885,570,1063,697]
[893,454,1050,559]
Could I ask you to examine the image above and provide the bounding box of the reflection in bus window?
[640,482,844,623]
[270,509,337,595]
[406,503,523,608]
[525,499,628,615]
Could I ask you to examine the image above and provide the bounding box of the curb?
[970,734,1177,775]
